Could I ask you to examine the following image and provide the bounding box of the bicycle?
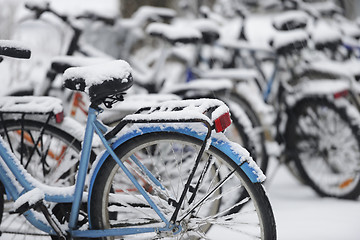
[0,41,276,239]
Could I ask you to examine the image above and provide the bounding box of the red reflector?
[55,111,64,123]
[214,112,232,132]
[334,90,348,99]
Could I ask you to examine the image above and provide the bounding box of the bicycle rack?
[105,98,232,141]
[0,96,64,123]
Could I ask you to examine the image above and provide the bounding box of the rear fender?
[286,79,350,107]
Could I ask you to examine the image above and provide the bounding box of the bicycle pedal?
[12,188,45,215]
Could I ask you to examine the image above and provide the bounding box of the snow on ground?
[266,160,360,240]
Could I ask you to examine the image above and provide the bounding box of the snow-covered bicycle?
[0,41,276,239]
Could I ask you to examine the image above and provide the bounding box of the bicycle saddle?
[0,40,31,59]
[310,22,342,52]
[63,60,133,105]
[272,10,308,31]
[191,19,220,44]
[146,22,201,44]
[270,29,308,55]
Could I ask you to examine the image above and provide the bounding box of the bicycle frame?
[0,98,263,238]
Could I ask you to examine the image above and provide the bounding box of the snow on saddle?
[63,60,133,107]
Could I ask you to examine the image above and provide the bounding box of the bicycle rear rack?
[0,96,64,123]
[105,98,232,141]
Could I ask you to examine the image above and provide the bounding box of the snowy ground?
[266,160,360,240]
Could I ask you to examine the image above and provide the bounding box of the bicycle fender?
[286,79,350,107]
[87,125,265,221]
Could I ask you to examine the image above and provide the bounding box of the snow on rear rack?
[105,98,232,140]
[0,96,64,123]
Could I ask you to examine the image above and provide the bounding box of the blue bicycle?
[0,41,276,239]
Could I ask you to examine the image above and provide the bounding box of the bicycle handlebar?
[0,40,31,59]
[24,1,50,19]
[24,1,69,23]
[75,12,115,26]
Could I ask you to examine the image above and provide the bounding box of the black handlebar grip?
[0,41,31,59]
[76,12,115,26]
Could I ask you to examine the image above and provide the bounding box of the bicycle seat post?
[68,106,97,230]
[62,59,133,229]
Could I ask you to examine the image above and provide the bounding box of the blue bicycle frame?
[0,104,264,238]
[0,106,178,238]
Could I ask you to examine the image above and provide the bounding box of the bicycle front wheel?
[0,118,83,186]
[0,118,94,239]
[90,131,276,239]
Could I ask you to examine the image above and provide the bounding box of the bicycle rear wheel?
[90,131,276,239]
[286,97,360,199]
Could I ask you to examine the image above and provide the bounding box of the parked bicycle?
[0,40,276,239]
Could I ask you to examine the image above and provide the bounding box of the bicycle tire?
[89,131,276,239]
[225,93,269,174]
[224,104,259,165]
[286,97,360,199]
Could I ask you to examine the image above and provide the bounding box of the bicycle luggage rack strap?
[105,98,232,141]
[0,96,64,123]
